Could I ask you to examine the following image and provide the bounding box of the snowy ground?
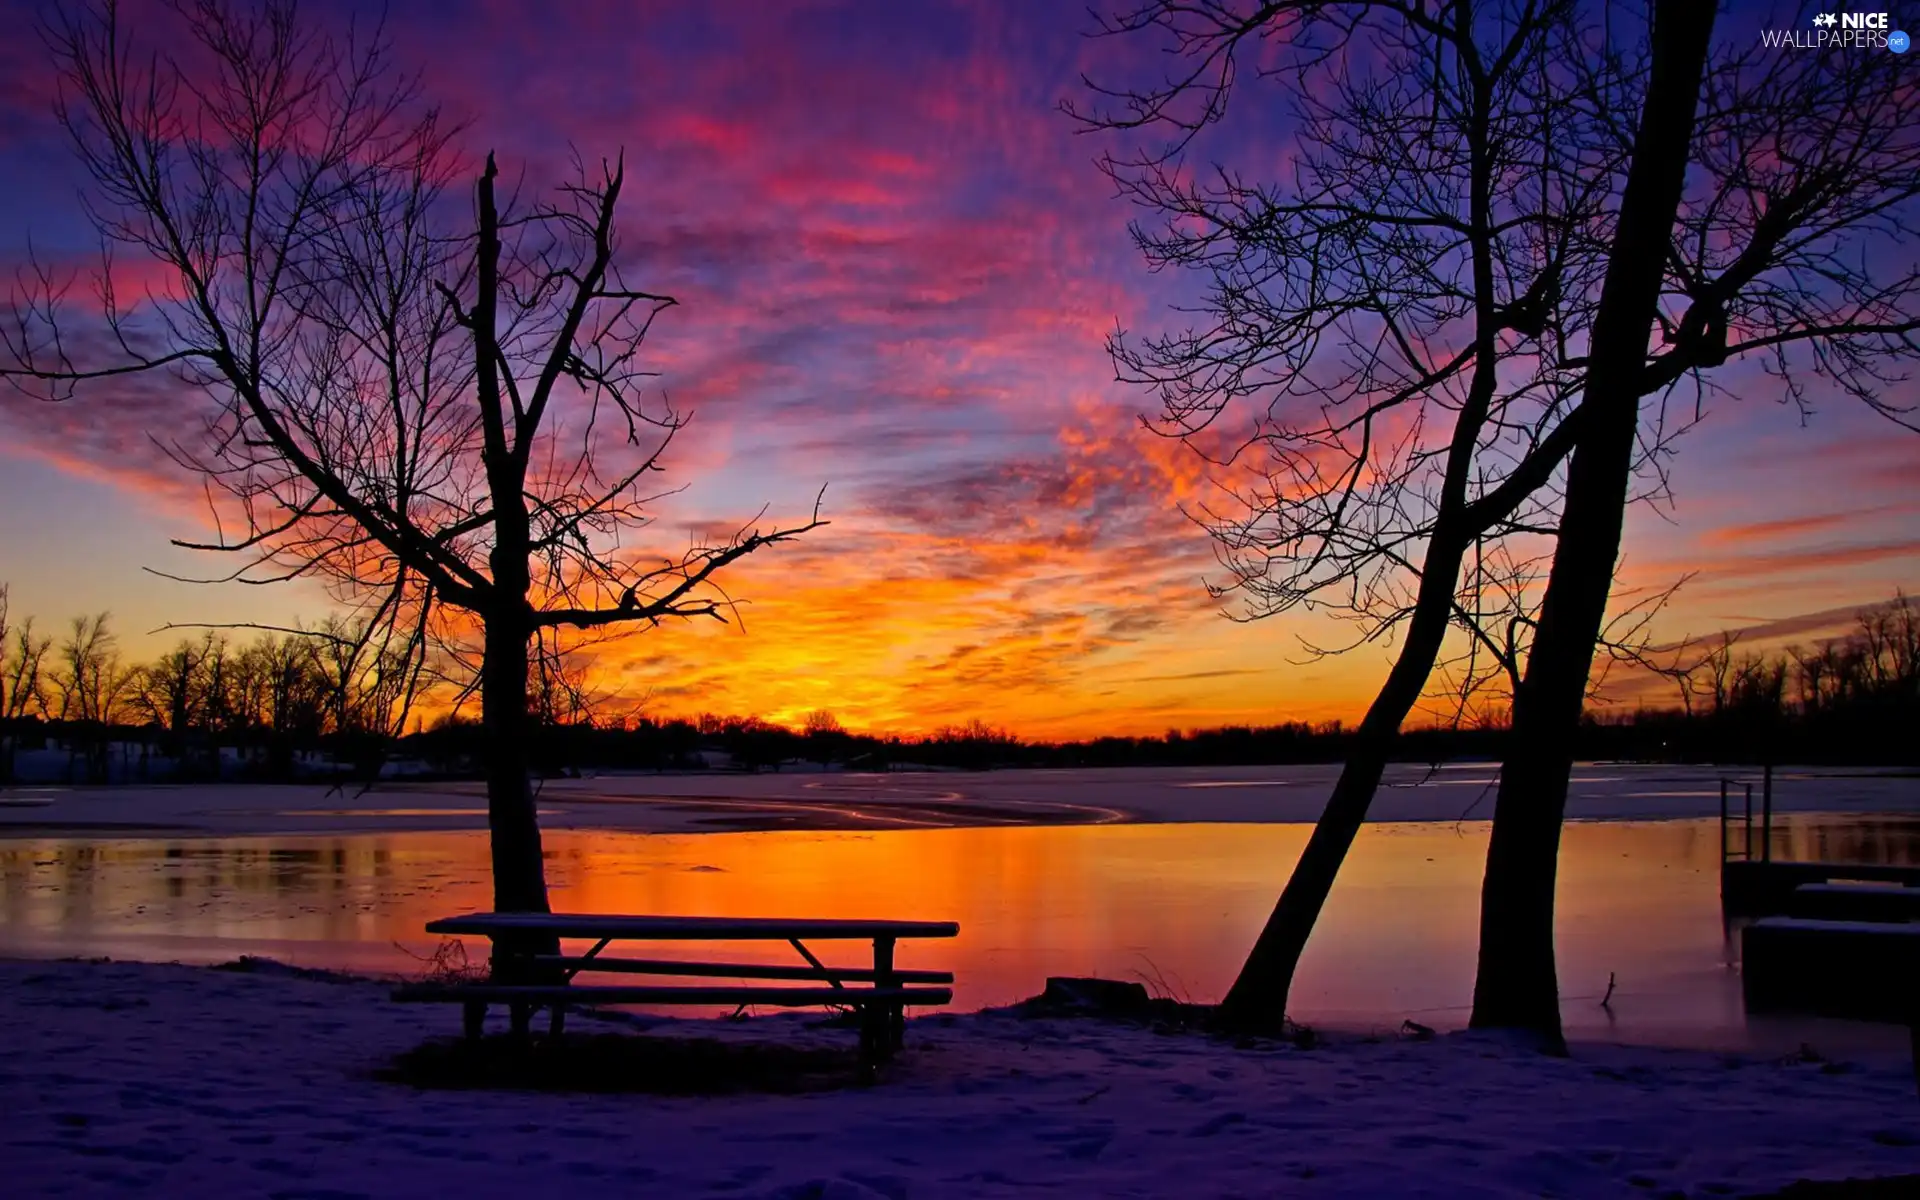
[3,958,1916,1198]
[5,762,1918,838]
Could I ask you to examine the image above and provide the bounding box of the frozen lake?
[4,760,1917,836]
[5,761,1919,1055]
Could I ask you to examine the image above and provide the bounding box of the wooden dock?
[1785,881,1920,922]
[1717,766,1920,915]
[1743,917,1920,1023]
[1720,768,1920,1030]
[1724,859,1920,916]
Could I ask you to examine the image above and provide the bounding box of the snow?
[4,957,1916,1198]
[1751,918,1920,935]
[4,761,1918,839]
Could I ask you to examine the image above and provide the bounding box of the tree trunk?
[1469,0,1718,1047]
[482,605,550,915]
[1219,532,1469,1029]
[472,150,551,920]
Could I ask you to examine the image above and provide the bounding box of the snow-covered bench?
[392,912,958,1065]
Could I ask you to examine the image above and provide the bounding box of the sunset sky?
[0,0,1915,739]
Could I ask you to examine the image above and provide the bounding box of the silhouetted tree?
[1081,0,1920,1036]
[50,612,136,782]
[1472,11,1920,1045]
[720,717,790,773]
[1622,592,1920,765]
[0,584,52,783]
[251,633,327,773]
[4,2,822,913]
[131,636,209,763]
[1470,0,1717,1046]
[926,718,1021,769]
[1075,0,1642,1029]
[803,708,845,768]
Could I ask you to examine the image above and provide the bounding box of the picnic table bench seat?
[524,955,953,984]
[393,911,959,1066]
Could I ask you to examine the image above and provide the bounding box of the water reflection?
[4,814,1918,1051]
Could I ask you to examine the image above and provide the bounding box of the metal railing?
[1719,765,1775,864]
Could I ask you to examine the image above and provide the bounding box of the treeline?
[409,713,1367,775]
[1614,591,1920,765]
[507,594,1917,772]
[1,587,421,784]
[4,587,1915,785]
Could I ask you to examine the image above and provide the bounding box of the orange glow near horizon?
[0,3,1915,742]
[8,816,1916,1042]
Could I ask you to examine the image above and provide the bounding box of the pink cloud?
[4,0,1915,734]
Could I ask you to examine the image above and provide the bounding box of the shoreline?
[3,806,1920,843]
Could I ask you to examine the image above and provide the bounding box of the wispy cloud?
[1,0,1915,736]
[1700,503,1920,546]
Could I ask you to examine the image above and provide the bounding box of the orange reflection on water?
[4,815,1919,1049]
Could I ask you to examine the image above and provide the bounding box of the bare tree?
[1074,0,1645,1028]
[804,708,845,768]
[254,633,326,772]
[0,584,54,783]
[2,1,822,912]
[132,636,209,760]
[526,634,608,731]
[1079,0,1919,1033]
[1471,14,1920,1044]
[1663,595,1920,739]
[49,612,137,782]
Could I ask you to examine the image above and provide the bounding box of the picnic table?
[392,912,958,1065]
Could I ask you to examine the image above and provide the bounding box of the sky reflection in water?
[4,814,1919,1052]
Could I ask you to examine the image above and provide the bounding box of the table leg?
[462,1000,485,1041]
[872,936,899,1061]
[790,937,844,989]
[563,938,612,983]
[857,1003,877,1069]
